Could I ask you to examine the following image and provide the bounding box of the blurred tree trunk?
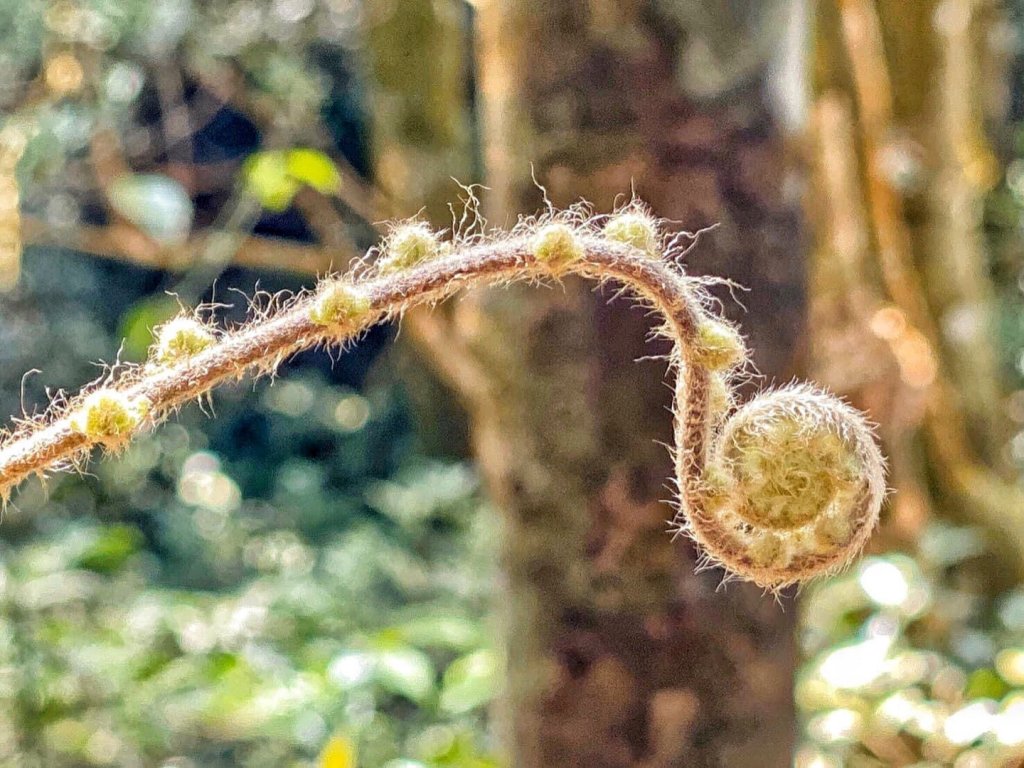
[808,0,1024,585]
[368,1,804,765]
[363,0,478,454]
[466,4,805,766]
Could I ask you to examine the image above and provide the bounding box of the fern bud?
[603,210,660,256]
[707,372,734,422]
[151,317,215,365]
[0,197,890,594]
[692,318,747,371]
[309,282,371,329]
[692,386,885,588]
[70,390,150,444]
[379,222,443,273]
[531,223,583,272]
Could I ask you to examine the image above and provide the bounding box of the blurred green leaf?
[415,727,501,768]
[374,646,436,703]
[242,148,341,211]
[439,650,498,715]
[75,524,142,574]
[242,151,301,212]
[965,668,1007,699]
[393,616,482,651]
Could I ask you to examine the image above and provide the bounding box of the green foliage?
[0,252,503,768]
[798,527,1024,765]
[243,152,302,213]
[982,64,1024,484]
[0,454,503,768]
[286,149,343,195]
[243,149,342,212]
[0,0,348,237]
[439,651,499,716]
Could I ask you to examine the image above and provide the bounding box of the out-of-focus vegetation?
[993,128,1024,437]
[798,0,1024,763]
[0,0,509,764]
[2,0,1024,765]
[798,531,1024,767]
[0,253,501,768]
[990,10,1024,444]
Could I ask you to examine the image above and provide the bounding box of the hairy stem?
[0,212,886,588]
[2,237,696,491]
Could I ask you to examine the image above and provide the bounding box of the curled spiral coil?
[685,386,886,588]
[0,200,886,588]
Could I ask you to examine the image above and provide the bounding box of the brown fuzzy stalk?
[0,206,886,588]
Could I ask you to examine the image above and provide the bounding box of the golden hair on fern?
[0,199,886,589]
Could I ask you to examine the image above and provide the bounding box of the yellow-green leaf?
[439,649,499,714]
[242,148,341,210]
[286,148,341,194]
[242,151,300,212]
[375,646,436,703]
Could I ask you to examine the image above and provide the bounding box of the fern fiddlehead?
[0,202,886,588]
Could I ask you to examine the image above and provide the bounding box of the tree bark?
[365,0,805,763]
[454,2,804,765]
